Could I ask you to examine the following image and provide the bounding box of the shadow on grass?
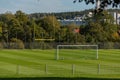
[0,77,119,80]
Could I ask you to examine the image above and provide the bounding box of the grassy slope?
[0,49,119,78]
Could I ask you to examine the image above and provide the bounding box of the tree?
[55,27,67,43]
[0,12,15,45]
[0,22,3,40]
[15,10,35,43]
[8,18,21,39]
[82,22,105,42]
[15,10,29,23]
[63,23,85,44]
[40,15,60,39]
[81,11,119,43]
[73,0,120,13]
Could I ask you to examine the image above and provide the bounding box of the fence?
[0,64,119,77]
[0,42,120,49]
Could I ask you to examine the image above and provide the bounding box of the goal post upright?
[56,44,99,60]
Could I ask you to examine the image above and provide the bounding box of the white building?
[110,12,120,25]
[58,19,86,26]
[87,12,93,17]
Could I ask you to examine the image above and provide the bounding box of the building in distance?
[58,12,93,26]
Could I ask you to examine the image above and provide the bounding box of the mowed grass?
[0,49,119,78]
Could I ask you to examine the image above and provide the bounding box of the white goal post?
[56,45,98,60]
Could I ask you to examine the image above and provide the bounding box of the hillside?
[30,9,120,19]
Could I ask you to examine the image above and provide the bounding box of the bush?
[103,42,114,49]
[114,42,120,49]
[10,38,24,49]
[0,42,3,49]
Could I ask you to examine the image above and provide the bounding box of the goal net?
[56,45,98,60]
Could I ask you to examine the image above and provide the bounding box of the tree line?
[30,9,120,20]
[0,10,120,49]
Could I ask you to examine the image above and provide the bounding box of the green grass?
[59,49,97,60]
[0,49,119,79]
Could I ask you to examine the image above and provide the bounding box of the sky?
[0,0,96,14]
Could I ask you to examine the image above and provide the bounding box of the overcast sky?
[0,0,95,14]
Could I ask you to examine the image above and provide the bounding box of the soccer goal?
[56,45,98,60]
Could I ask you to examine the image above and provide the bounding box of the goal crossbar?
[57,45,98,47]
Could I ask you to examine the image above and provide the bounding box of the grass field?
[0,49,119,79]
